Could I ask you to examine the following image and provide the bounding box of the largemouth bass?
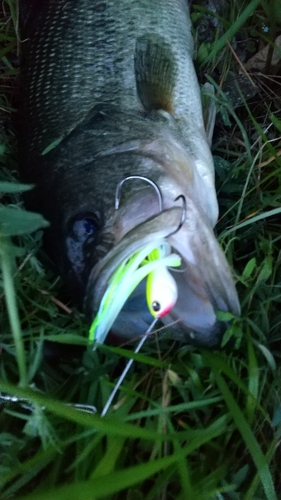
[19,0,240,346]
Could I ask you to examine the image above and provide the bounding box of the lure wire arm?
[115,175,163,211]
[101,317,158,417]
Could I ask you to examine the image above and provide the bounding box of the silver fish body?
[19,0,240,346]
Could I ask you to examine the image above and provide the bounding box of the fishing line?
[101,317,158,417]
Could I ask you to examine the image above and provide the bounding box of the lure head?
[147,266,178,318]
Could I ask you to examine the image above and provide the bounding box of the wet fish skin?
[19,0,240,346]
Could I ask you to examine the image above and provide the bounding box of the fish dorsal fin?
[201,82,216,146]
[134,35,176,113]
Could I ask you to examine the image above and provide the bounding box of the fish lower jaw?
[161,313,227,347]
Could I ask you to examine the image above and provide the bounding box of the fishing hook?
[166,194,186,238]
[115,175,163,212]
[115,176,185,237]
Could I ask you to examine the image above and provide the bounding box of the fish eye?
[66,212,102,279]
[73,218,97,238]
[152,301,161,312]
[70,213,100,241]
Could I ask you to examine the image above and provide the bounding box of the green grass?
[1,1,281,498]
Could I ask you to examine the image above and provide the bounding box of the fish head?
[30,107,175,296]
[28,108,167,302]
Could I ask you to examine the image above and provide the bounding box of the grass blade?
[211,367,277,500]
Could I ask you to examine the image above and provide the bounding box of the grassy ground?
[1,0,281,498]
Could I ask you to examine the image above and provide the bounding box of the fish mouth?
[84,201,240,347]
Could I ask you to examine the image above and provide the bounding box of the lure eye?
[152,301,161,313]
